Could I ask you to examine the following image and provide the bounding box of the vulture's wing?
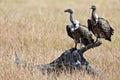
[66,25,73,39]
[87,19,95,35]
[98,18,114,36]
[87,19,92,31]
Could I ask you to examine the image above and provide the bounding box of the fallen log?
[36,41,102,74]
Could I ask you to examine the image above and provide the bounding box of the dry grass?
[0,0,120,80]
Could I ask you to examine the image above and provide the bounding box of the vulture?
[64,9,94,49]
[88,5,114,42]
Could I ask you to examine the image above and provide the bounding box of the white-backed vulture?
[64,9,94,48]
[88,5,114,41]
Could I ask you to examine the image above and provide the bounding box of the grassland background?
[0,0,120,80]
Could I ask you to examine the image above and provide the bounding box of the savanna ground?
[0,0,120,80]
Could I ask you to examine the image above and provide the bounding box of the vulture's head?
[64,9,74,14]
[90,5,96,11]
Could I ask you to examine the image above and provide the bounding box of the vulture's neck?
[70,13,76,25]
[91,9,97,19]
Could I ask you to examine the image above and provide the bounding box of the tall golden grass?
[0,0,120,80]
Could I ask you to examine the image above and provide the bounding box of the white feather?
[95,13,99,23]
[70,20,80,32]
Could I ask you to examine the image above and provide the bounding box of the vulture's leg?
[74,40,77,49]
[95,34,99,42]
[79,38,83,48]
[95,37,98,42]
[96,37,101,42]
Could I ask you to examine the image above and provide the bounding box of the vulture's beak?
[64,10,68,12]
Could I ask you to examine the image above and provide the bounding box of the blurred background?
[0,0,120,80]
